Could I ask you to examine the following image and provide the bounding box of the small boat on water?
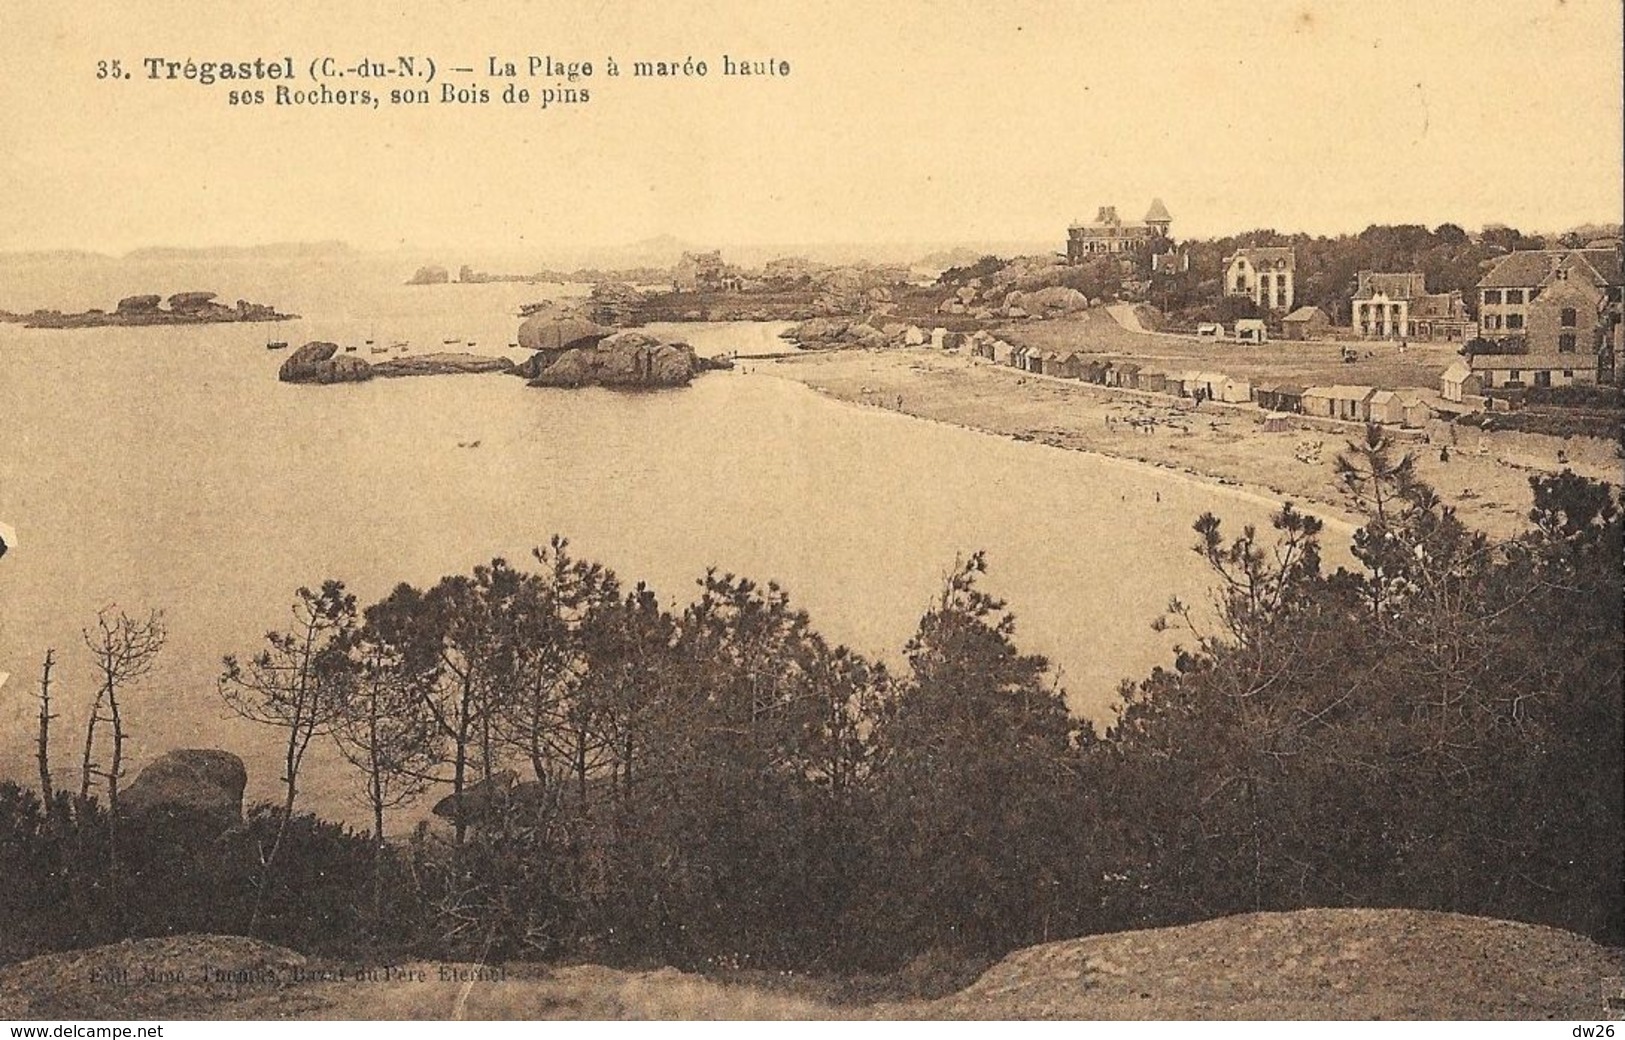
[390,340,409,349]
[266,341,288,350]
[343,345,357,352]
[466,340,477,347]
[443,337,459,345]
[370,346,389,355]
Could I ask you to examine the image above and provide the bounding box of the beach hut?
[1328,385,1379,422]
[1083,359,1110,384]
[930,327,948,350]
[1301,386,1336,418]
[991,339,1014,365]
[1440,359,1480,402]
[1218,376,1253,403]
[1196,322,1226,340]
[1196,371,1228,400]
[1112,361,1142,389]
[1368,389,1404,424]
[1235,319,1269,344]
[1398,391,1431,427]
[1052,352,1085,380]
[1281,306,1331,341]
[1137,368,1167,394]
[1255,383,1305,413]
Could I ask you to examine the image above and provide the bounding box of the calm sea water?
[0,255,1305,823]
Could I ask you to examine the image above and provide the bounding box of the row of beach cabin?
[968,333,1433,427]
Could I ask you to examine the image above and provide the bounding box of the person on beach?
[1440,446,1450,463]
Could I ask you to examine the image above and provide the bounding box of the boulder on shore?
[525,331,714,389]
[278,342,374,384]
[781,317,850,344]
[120,748,248,825]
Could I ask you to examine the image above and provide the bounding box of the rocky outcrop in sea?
[277,342,513,384]
[519,330,728,389]
[12,291,295,328]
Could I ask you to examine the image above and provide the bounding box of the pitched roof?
[1411,292,1466,319]
[1144,198,1172,223]
[1353,271,1427,300]
[1471,353,1593,371]
[1329,385,1378,401]
[1442,360,1472,381]
[1478,248,1625,289]
[1283,306,1326,322]
[1235,318,1268,329]
[1569,248,1623,286]
[1227,247,1296,270]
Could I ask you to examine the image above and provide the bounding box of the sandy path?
[6,910,1619,1019]
[1106,302,1150,333]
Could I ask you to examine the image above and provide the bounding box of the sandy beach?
[765,347,1622,542]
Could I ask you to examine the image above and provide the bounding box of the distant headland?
[3,292,297,329]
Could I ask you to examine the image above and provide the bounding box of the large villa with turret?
[1065,200,1172,261]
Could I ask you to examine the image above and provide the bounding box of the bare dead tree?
[220,581,356,933]
[79,608,166,812]
[37,649,56,804]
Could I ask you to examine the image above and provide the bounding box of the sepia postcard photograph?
[0,0,1622,1025]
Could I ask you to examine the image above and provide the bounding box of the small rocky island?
[279,310,730,388]
[515,330,729,389]
[405,265,451,285]
[6,291,296,329]
[278,342,514,384]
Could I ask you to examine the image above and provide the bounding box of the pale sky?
[0,0,1620,255]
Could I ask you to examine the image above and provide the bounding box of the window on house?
[1484,290,1502,305]
[1485,315,1501,330]
[1559,333,1577,352]
[1509,369,1521,380]
[1507,289,1524,304]
[1563,370,1574,378]
[1234,277,1245,292]
[1507,314,1524,329]
[1561,307,1577,327]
